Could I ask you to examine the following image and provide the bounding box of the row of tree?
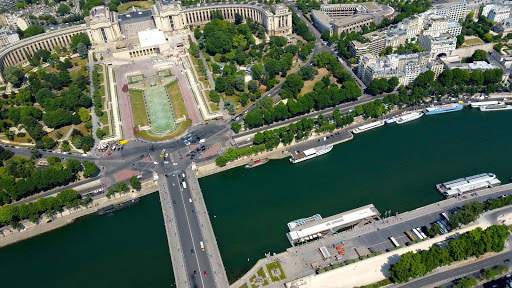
[0,156,98,205]
[0,189,89,227]
[389,225,509,283]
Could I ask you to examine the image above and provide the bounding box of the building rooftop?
[333,14,373,26]
[118,9,153,24]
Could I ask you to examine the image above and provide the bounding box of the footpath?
[0,180,159,248]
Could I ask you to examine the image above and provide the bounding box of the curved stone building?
[88,2,292,46]
[0,2,292,84]
[0,24,87,84]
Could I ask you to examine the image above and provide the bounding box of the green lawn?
[166,81,188,120]
[136,119,190,141]
[98,111,108,126]
[239,284,249,288]
[463,38,484,46]
[117,1,153,13]
[129,89,149,127]
[266,261,286,282]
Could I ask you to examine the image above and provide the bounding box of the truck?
[160,149,166,159]
[200,241,204,251]
[182,181,187,189]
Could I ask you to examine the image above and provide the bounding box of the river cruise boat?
[470,100,499,108]
[97,198,140,215]
[244,158,269,169]
[289,145,333,164]
[436,173,501,198]
[287,214,322,230]
[479,104,512,111]
[395,111,423,124]
[352,120,385,134]
[423,103,463,115]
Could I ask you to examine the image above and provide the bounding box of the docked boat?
[97,198,140,215]
[436,173,501,198]
[395,111,423,124]
[245,158,269,169]
[287,214,322,230]
[352,120,385,134]
[479,104,512,111]
[290,145,333,164]
[470,100,499,108]
[385,117,395,124]
[423,103,463,115]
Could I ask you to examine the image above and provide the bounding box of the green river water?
[0,108,511,287]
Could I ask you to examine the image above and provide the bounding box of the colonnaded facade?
[0,1,292,84]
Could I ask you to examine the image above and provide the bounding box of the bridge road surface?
[164,171,217,288]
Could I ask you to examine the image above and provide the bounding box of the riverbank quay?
[230,183,512,288]
[196,129,354,178]
[157,176,189,288]
[0,180,159,248]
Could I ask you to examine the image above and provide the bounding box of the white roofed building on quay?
[286,204,380,245]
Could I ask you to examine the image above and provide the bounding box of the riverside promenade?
[230,183,512,288]
[0,180,159,248]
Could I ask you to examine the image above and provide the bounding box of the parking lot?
[284,186,512,279]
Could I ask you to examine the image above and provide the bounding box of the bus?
[405,231,416,241]
[436,221,447,234]
[441,212,450,222]
[416,227,428,239]
[389,237,400,247]
[412,228,424,240]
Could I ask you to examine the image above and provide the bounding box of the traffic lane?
[397,252,512,288]
[168,175,215,288]
[181,175,217,288]
[167,177,202,287]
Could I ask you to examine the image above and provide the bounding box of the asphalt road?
[164,171,216,288]
[396,253,511,288]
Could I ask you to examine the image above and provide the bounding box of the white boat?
[395,111,423,124]
[290,145,333,164]
[352,120,385,134]
[436,173,501,198]
[479,104,512,111]
[385,117,395,124]
[470,100,499,108]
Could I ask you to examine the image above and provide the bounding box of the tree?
[234,75,245,92]
[129,176,141,190]
[77,43,88,59]
[235,13,243,25]
[251,64,264,80]
[215,77,226,93]
[281,73,304,98]
[454,277,477,288]
[70,33,90,53]
[224,99,235,115]
[248,80,259,93]
[231,122,241,133]
[57,3,70,15]
[30,149,41,159]
[23,25,45,39]
[205,31,232,55]
[66,158,81,173]
[3,66,24,87]
[209,90,221,103]
[427,224,441,237]
[95,128,106,139]
[215,156,227,166]
[82,161,98,178]
[78,107,91,122]
[471,49,487,62]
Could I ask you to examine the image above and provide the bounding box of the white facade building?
[432,0,468,21]
[488,6,511,22]
[357,52,430,85]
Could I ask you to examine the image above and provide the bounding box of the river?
[0,193,175,288]
[199,108,512,283]
[1,108,511,286]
